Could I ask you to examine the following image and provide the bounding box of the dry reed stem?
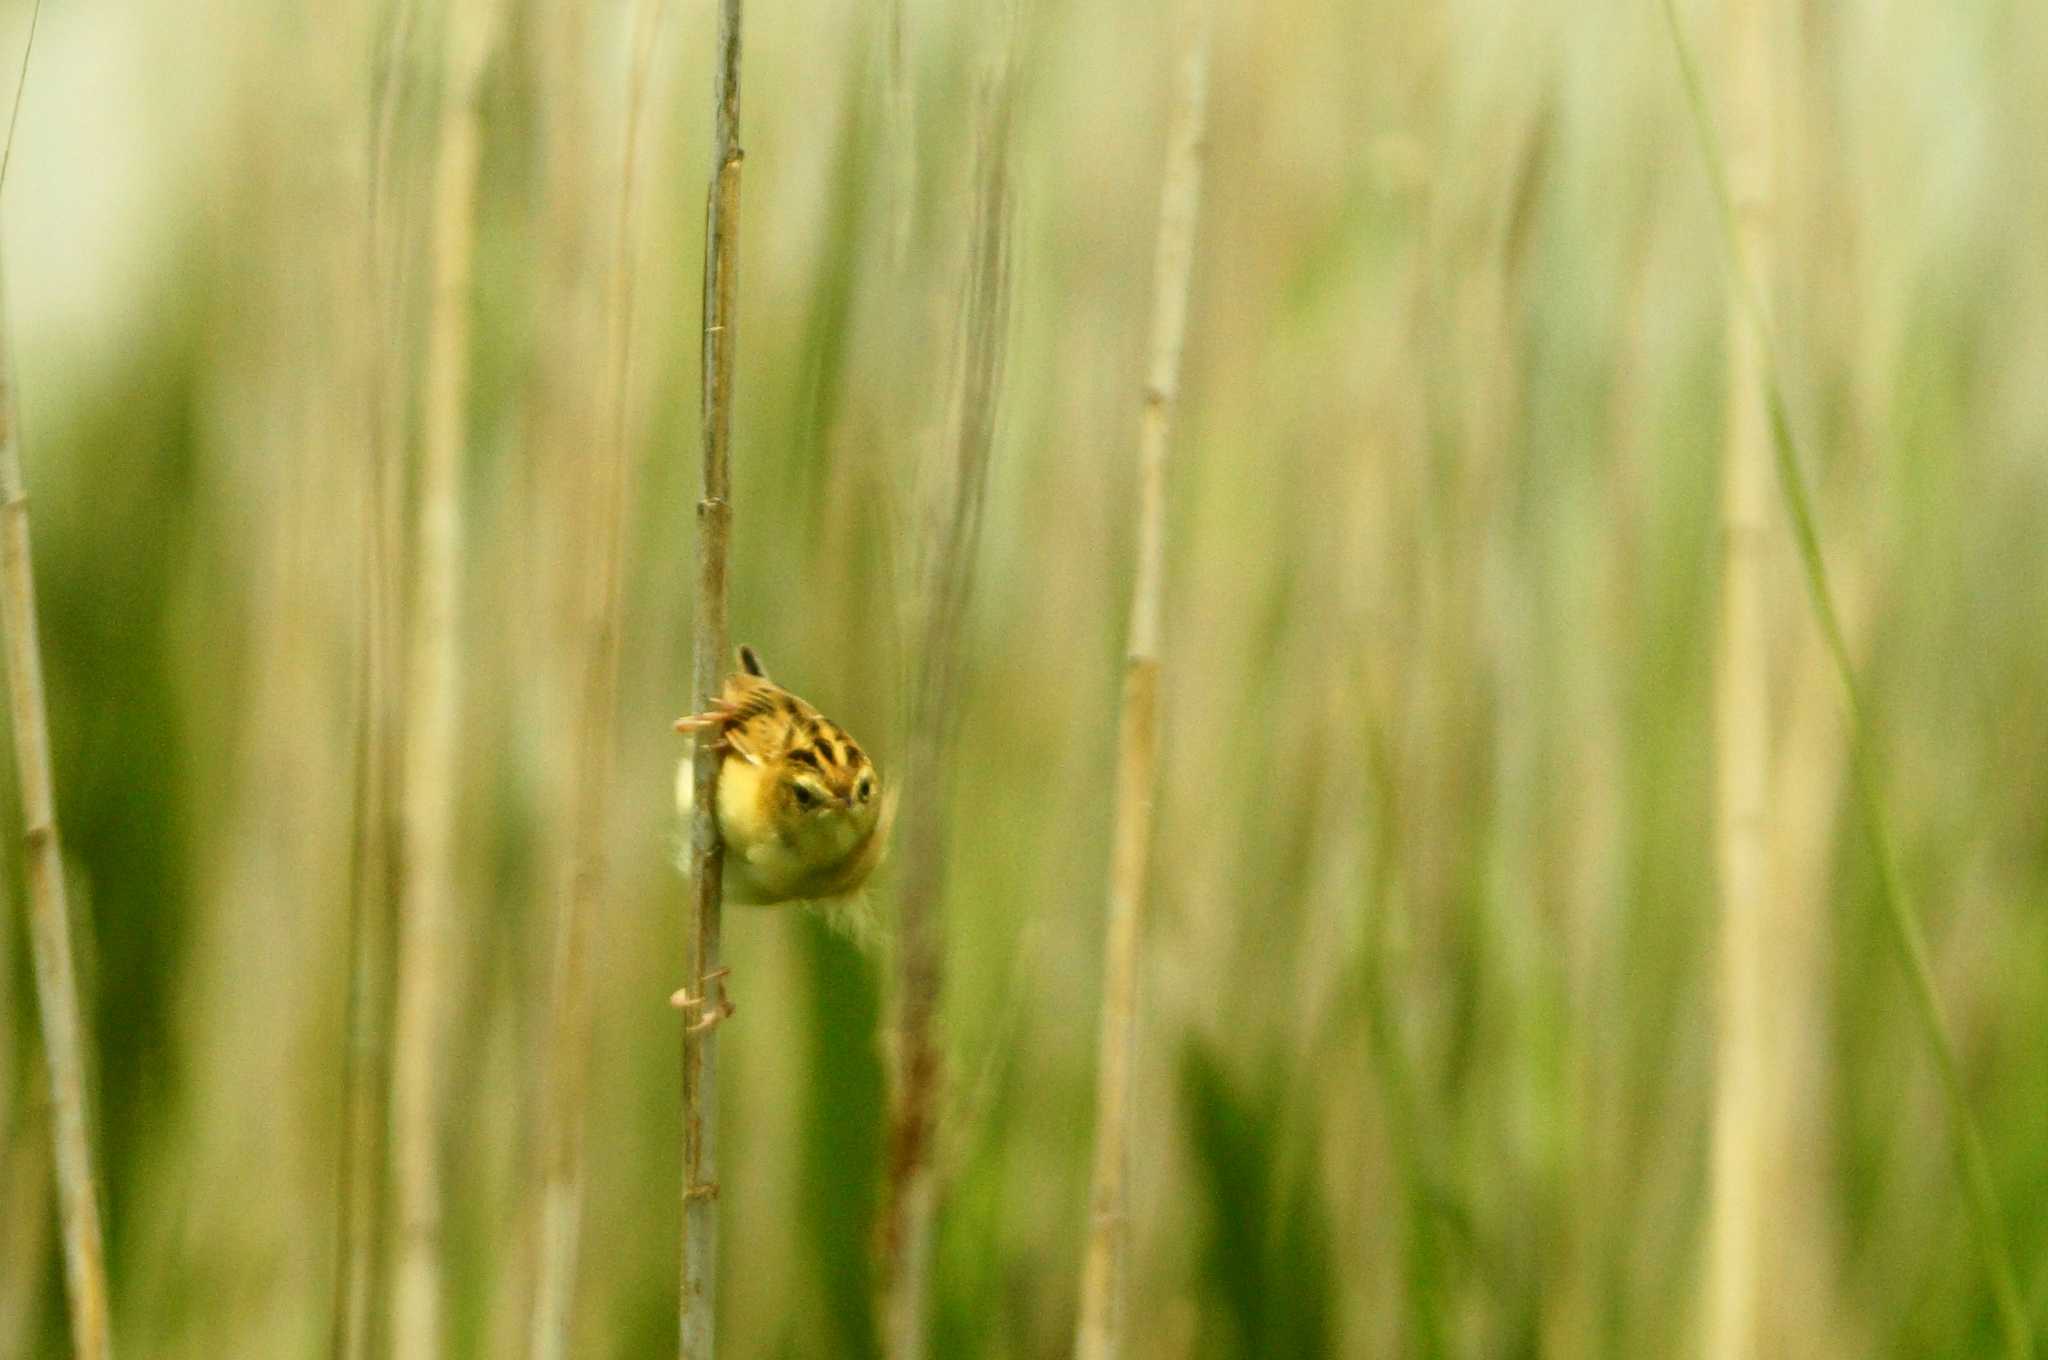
[391,0,496,1354]
[335,640,399,1360]
[0,11,110,1356]
[1074,16,1210,1360]
[1762,606,1866,1359]
[880,34,1014,1360]
[1660,3,2034,1355]
[1703,0,1772,1348]
[681,2,741,1356]
[0,287,112,1360]
[333,4,416,1355]
[528,2,665,1356]
[0,19,111,1360]
[501,11,595,1351]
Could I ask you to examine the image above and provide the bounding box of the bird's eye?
[856,775,873,803]
[791,783,818,809]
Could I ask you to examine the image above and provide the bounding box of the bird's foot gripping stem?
[670,966,735,1033]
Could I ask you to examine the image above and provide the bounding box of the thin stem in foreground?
[682,2,741,1357]
[1074,15,1210,1360]
[1658,2,2034,1356]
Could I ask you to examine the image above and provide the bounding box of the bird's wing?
[719,673,806,767]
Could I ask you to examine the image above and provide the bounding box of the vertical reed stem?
[0,19,102,1359]
[1703,0,1771,1349]
[1073,18,1209,1360]
[391,0,495,1354]
[529,3,664,1356]
[507,11,593,1353]
[1660,3,2034,1355]
[334,5,413,1355]
[335,557,399,1360]
[880,37,1013,1360]
[681,3,741,1357]
[0,266,113,1360]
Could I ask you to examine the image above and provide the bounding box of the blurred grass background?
[2,0,2047,1355]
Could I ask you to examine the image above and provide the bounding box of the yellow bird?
[674,645,889,906]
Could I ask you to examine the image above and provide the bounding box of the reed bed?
[0,1,2043,1357]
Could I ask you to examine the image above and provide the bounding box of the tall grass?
[0,16,105,1359]
[0,97,112,1360]
[880,22,1014,1356]
[1659,0,2034,1355]
[4,1,2048,1356]
[333,5,415,1355]
[681,0,742,1357]
[1702,0,1773,1350]
[528,2,667,1356]
[1074,13,1209,1360]
[0,375,108,1360]
[390,2,496,1354]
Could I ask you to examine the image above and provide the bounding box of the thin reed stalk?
[0,15,109,1351]
[1659,4,2034,1356]
[497,12,596,1352]
[1763,614,1864,1358]
[880,36,1014,1360]
[0,257,113,1360]
[681,2,741,1356]
[0,11,109,1360]
[1073,17,1210,1360]
[334,5,414,1356]
[1702,0,1772,1349]
[335,610,399,1360]
[528,2,664,1356]
[0,23,112,1360]
[391,0,496,1355]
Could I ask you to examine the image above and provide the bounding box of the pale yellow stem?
[391,1,497,1356]
[1704,0,1774,1352]
[0,272,112,1360]
[679,4,740,1359]
[1075,16,1210,1360]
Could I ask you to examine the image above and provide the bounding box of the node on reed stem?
[0,16,108,1359]
[1703,0,1774,1347]
[0,284,113,1360]
[681,3,742,1358]
[1075,14,1210,1360]
[1659,3,2035,1356]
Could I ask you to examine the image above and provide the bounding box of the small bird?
[673,645,889,907]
